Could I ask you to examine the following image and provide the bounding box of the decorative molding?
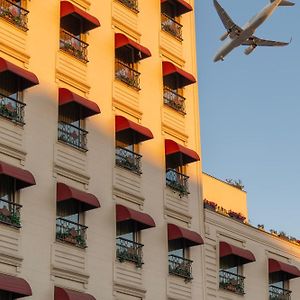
[51,265,90,285]
[162,124,188,143]
[113,186,145,207]
[164,207,192,225]
[112,99,143,120]
[113,281,146,299]
[54,164,90,185]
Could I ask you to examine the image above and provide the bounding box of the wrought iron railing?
[0,93,25,124]
[115,60,141,90]
[0,198,22,228]
[56,217,87,248]
[118,0,138,13]
[58,121,88,151]
[166,168,189,196]
[116,237,144,267]
[60,30,89,63]
[163,87,186,114]
[161,13,183,41]
[169,254,193,281]
[219,270,245,295]
[269,285,292,300]
[0,0,28,31]
[115,146,142,174]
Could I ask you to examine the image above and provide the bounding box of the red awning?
[162,61,196,88]
[59,88,100,119]
[0,161,35,190]
[57,183,100,212]
[269,259,300,280]
[161,0,193,16]
[115,33,151,61]
[116,204,156,231]
[0,58,39,91]
[220,242,256,265]
[115,115,154,145]
[0,273,32,298]
[168,223,204,247]
[165,139,200,168]
[55,287,95,300]
[60,1,100,34]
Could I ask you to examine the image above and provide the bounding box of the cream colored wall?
[0,0,205,299]
[202,172,248,219]
[204,209,300,300]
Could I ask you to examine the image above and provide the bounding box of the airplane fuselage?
[214,0,283,62]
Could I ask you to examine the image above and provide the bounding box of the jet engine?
[220,32,229,41]
[244,44,257,55]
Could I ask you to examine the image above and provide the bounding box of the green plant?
[225,178,245,190]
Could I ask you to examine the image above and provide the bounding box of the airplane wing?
[213,0,242,38]
[242,36,291,47]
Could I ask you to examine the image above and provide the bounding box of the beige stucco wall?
[202,172,248,219]
[204,209,300,300]
[0,0,205,299]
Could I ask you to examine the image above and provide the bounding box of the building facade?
[0,0,205,299]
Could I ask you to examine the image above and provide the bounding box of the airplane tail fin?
[270,0,295,6]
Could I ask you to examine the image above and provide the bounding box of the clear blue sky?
[195,0,300,237]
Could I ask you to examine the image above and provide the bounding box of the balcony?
[56,217,87,248]
[115,60,141,90]
[60,30,89,63]
[115,146,142,174]
[0,0,28,31]
[166,168,189,196]
[163,87,186,114]
[58,121,88,151]
[0,93,25,125]
[168,254,193,281]
[118,0,138,13]
[219,270,245,295]
[269,285,291,300]
[0,198,21,228]
[116,237,144,267]
[161,13,183,41]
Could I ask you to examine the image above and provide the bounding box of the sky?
[195,0,300,237]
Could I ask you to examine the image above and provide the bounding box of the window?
[58,107,88,151]
[0,72,25,125]
[115,204,156,268]
[116,221,143,267]
[219,256,245,295]
[269,273,292,300]
[161,2,183,41]
[115,45,141,90]
[59,2,100,62]
[56,200,87,248]
[168,238,193,281]
[115,115,153,175]
[0,0,29,31]
[115,139,142,174]
[0,290,13,300]
[166,165,189,196]
[114,33,151,90]
[117,0,139,13]
[163,86,186,114]
[0,177,21,228]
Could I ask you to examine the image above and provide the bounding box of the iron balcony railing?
[0,0,28,31]
[115,146,142,174]
[0,93,25,124]
[0,198,22,228]
[166,168,189,196]
[56,217,88,248]
[163,87,186,114]
[58,121,88,151]
[219,270,245,295]
[169,254,193,281]
[115,60,141,90]
[269,285,292,300]
[161,13,183,41]
[116,237,144,267]
[118,0,138,13]
[60,30,89,63]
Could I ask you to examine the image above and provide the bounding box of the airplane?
[213,0,294,62]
